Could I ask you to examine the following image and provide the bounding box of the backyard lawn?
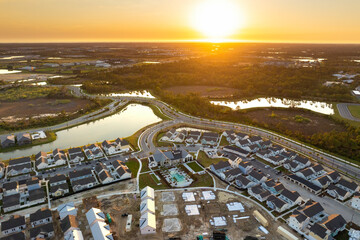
[125,159,140,178]
[186,161,204,172]
[190,172,214,187]
[139,173,168,190]
[196,151,228,168]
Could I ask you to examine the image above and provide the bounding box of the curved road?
[4,86,360,180]
[337,103,360,122]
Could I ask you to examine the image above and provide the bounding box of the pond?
[211,98,334,115]
[103,90,155,99]
[0,104,162,160]
[0,69,22,74]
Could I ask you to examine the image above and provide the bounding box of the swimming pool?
[171,171,185,182]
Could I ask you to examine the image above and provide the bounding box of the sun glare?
[191,0,243,42]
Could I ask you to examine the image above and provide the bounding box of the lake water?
[211,98,334,115]
[0,104,161,160]
[0,56,25,60]
[104,90,155,99]
[0,69,22,74]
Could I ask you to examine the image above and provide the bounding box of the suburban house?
[288,213,310,232]
[248,185,271,202]
[61,214,83,239]
[258,140,272,149]
[238,160,253,174]
[86,208,113,240]
[226,134,238,144]
[235,132,249,141]
[49,174,67,187]
[29,223,55,240]
[30,208,53,227]
[242,144,260,153]
[52,148,67,166]
[0,232,25,240]
[320,214,347,238]
[16,133,32,145]
[295,168,315,181]
[280,150,297,160]
[50,183,70,198]
[266,195,289,213]
[149,148,193,168]
[262,180,285,195]
[140,198,156,215]
[141,186,155,201]
[68,147,85,163]
[327,184,352,201]
[223,168,243,181]
[57,202,78,220]
[297,200,325,222]
[292,155,311,169]
[1,215,26,236]
[0,162,5,178]
[313,175,332,189]
[185,131,202,143]
[308,164,327,179]
[247,171,267,184]
[172,132,186,143]
[235,175,255,189]
[336,179,360,195]
[278,189,302,207]
[112,160,132,180]
[236,139,251,148]
[256,149,274,159]
[35,151,49,169]
[2,194,20,212]
[247,136,263,145]
[350,193,360,210]
[267,155,287,166]
[200,132,220,146]
[140,211,156,235]
[327,171,341,183]
[83,144,104,159]
[223,145,250,158]
[283,160,302,172]
[0,134,16,148]
[68,168,93,183]
[3,181,19,196]
[268,144,285,155]
[28,188,46,205]
[95,163,114,184]
[71,176,97,192]
[101,138,131,155]
[210,161,232,175]
[7,157,32,176]
[222,130,235,137]
[226,154,241,167]
[308,223,330,240]
[26,177,41,191]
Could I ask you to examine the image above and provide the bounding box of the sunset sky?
[1,0,360,43]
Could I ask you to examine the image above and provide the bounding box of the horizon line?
[0,39,360,45]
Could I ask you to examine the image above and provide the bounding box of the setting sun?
[191,0,244,41]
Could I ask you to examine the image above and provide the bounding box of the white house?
[1,216,26,236]
[141,186,155,201]
[140,212,156,235]
[288,213,309,232]
[140,198,155,215]
[350,193,360,210]
[86,208,113,240]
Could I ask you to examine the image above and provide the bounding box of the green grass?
[140,159,151,172]
[150,173,161,184]
[186,161,204,172]
[125,159,140,178]
[348,105,360,119]
[196,151,228,168]
[0,86,60,101]
[139,173,168,190]
[219,135,229,146]
[154,132,173,147]
[189,172,214,187]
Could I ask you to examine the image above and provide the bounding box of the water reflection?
[211,98,334,115]
[0,104,161,160]
[0,69,22,74]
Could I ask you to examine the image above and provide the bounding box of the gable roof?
[212,160,231,170]
[280,189,300,202]
[337,179,358,191]
[309,223,328,239]
[301,201,324,218]
[49,174,67,184]
[30,208,52,223]
[61,215,79,233]
[1,216,25,232]
[68,147,82,155]
[267,195,286,208]
[30,223,54,239]
[8,157,31,166]
[321,214,347,232]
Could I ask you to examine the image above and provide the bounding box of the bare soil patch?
[164,85,238,98]
[0,98,93,119]
[243,108,346,136]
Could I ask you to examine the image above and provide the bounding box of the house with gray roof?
[7,157,32,177]
[0,135,15,148]
[0,232,25,240]
[2,194,20,213]
[235,175,255,189]
[266,195,289,213]
[28,188,46,205]
[248,185,271,202]
[29,222,54,240]
[16,133,31,146]
[30,208,52,227]
[149,148,192,168]
[68,147,85,163]
[201,132,220,146]
[186,131,202,144]
[327,184,351,201]
[1,216,26,236]
[71,176,97,192]
[336,179,360,194]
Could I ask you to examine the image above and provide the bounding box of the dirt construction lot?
[0,98,93,120]
[76,188,290,240]
[242,108,346,136]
